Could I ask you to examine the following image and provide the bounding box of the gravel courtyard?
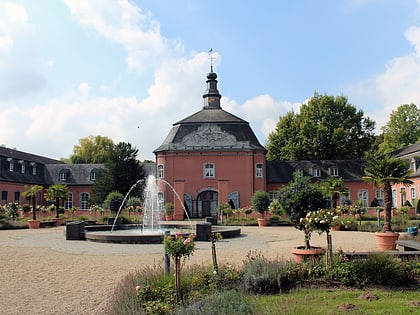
[0,226,378,315]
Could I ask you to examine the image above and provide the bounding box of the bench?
[343,251,420,261]
[396,240,420,251]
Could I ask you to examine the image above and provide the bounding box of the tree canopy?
[266,93,376,160]
[378,103,420,154]
[70,135,114,164]
[92,142,146,205]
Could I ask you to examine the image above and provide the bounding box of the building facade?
[0,146,102,209]
[154,70,266,219]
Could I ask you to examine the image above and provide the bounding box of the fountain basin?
[83,221,241,244]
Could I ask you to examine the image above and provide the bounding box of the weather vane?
[208,48,215,72]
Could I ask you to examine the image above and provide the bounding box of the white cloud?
[64,0,183,74]
[346,19,420,131]
[0,2,45,99]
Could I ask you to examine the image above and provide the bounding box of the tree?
[379,103,420,154]
[44,184,70,218]
[251,191,270,219]
[322,177,347,209]
[92,142,146,204]
[22,185,43,221]
[279,174,327,249]
[363,155,413,231]
[266,93,376,160]
[70,135,114,164]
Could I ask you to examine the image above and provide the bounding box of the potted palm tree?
[44,184,70,226]
[363,155,413,250]
[251,191,270,227]
[22,185,43,229]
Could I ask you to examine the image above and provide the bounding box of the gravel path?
[0,226,377,314]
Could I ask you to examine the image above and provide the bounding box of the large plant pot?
[52,218,62,226]
[27,219,40,229]
[291,246,326,263]
[257,218,269,227]
[165,215,173,221]
[331,225,341,231]
[375,231,399,250]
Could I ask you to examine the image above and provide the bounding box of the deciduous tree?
[379,103,420,154]
[266,93,376,160]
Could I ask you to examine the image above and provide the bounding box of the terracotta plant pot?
[27,219,40,229]
[165,215,173,221]
[331,225,341,231]
[52,218,62,226]
[291,246,326,263]
[257,218,268,227]
[375,231,399,250]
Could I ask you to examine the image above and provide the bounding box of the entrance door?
[197,190,218,218]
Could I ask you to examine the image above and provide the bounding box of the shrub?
[174,290,256,315]
[359,253,406,285]
[242,251,290,294]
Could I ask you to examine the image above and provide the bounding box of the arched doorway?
[196,189,218,218]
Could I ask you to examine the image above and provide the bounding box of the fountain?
[83,175,241,244]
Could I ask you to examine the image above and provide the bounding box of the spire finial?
[208,48,215,72]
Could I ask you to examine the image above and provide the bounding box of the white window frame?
[65,192,73,210]
[329,167,339,177]
[80,192,89,210]
[203,162,215,178]
[30,162,36,175]
[313,167,321,177]
[158,164,164,178]
[392,189,397,208]
[90,170,97,181]
[256,163,263,178]
[358,189,368,207]
[59,172,67,181]
[295,168,303,177]
[410,187,416,203]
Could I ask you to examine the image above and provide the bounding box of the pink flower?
[175,232,181,238]
[183,237,191,245]
[135,285,140,291]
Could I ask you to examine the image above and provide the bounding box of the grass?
[256,288,420,315]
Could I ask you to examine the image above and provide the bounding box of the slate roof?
[44,164,103,185]
[391,142,420,159]
[0,146,63,165]
[266,160,366,184]
[154,71,265,153]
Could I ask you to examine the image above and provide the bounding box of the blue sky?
[1,0,420,161]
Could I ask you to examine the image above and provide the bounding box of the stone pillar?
[173,180,185,220]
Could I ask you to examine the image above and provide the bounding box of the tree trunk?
[326,232,333,268]
[383,183,392,231]
[32,196,36,221]
[175,257,181,302]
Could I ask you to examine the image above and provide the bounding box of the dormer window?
[7,158,13,172]
[30,162,36,175]
[90,169,97,181]
[329,167,339,177]
[312,167,321,177]
[59,169,70,181]
[295,167,303,177]
[19,160,25,174]
[411,159,416,171]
